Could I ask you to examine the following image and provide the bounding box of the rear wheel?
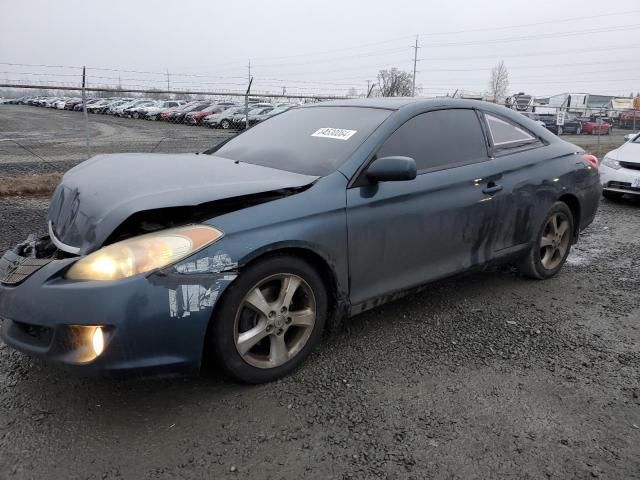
[208,256,327,383]
[221,119,231,129]
[519,202,574,280]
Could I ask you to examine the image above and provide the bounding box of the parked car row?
[530,112,612,135]
[4,95,298,129]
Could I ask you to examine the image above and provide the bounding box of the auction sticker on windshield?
[311,128,357,141]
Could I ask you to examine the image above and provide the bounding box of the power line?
[196,9,640,65]
[419,44,637,61]
[250,47,410,69]
[417,8,640,36]
[423,24,640,48]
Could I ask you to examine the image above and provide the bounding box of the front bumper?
[600,164,640,195]
[0,242,237,377]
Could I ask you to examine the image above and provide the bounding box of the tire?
[221,119,231,129]
[603,190,623,201]
[133,112,139,119]
[518,202,574,280]
[207,255,327,383]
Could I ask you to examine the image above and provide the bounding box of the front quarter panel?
[188,171,349,299]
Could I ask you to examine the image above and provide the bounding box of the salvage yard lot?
[0,106,639,479]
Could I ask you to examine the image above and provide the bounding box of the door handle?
[482,183,503,195]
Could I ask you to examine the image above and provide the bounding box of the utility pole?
[166,69,170,91]
[367,80,370,97]
[245,59,252,129]
[411,35,419,97]
[245,76,253,130]
[82,66,91,159]
[282,86,286,95]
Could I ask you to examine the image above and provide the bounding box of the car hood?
[613,141,640,162]
[48,153,318,254]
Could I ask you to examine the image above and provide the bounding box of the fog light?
[92,327,104,356]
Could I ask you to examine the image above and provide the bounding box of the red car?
[64,99,83,110]
[580,118,610,135]
[619,109,640,129]
[159,102,197,121]
[184,104,228,125]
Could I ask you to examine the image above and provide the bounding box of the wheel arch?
[237,244,344,312]
[557,193,581,242]
[201,243,346,370]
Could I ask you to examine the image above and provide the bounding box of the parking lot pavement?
[0,107,639,479]
[0,105,236,174]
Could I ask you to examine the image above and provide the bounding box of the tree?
[377,68,413,97]
[488,60,509,103]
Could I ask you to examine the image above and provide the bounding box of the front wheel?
[207,256,327,383]
[519,202,574,280]
[220,119,231,129]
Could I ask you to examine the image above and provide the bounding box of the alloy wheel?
[539,212,570,270]
[234,274,316,369]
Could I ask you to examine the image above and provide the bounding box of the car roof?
[302,97,514,112]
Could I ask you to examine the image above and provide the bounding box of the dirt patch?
[0,173,61,197]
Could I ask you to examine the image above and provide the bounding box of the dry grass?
[0,173,62,197]
[582,144,612,159]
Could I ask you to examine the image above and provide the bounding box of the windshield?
[209,106,391,176]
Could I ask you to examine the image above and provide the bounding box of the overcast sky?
[1,0,639,97]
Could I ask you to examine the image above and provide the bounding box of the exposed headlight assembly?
[65,225,223,281]
[601,156,621,170]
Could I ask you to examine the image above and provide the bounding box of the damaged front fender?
[152,250,239,319]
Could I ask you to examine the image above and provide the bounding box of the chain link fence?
[1,84,637,181]
[0,81,354,180]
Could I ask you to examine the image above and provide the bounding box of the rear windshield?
[208,106,391,176]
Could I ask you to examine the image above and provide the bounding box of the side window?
[485,113,536,148]
[376,109,488,171]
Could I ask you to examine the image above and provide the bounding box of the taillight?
[582,154,599,169]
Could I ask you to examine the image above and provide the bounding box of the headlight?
[601,156,621,170]
[65,225,223,281]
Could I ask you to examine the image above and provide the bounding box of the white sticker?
[311,127,357,141]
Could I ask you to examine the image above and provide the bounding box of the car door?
[479,111,548,252]
[346,108,507,308]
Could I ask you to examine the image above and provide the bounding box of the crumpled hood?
[48,153,318,254]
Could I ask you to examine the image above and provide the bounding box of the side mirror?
[366,156,417,182]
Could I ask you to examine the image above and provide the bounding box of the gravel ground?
[0,106,639,480]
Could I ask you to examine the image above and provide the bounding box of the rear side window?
[485,113,536,147]
[376,109,488,171]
